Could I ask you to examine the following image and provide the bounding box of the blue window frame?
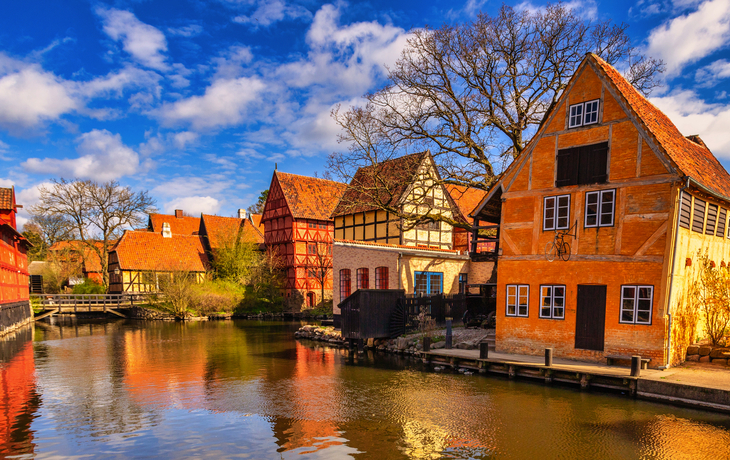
[415,271,443,296]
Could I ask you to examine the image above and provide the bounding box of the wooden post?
[545,348,553,367]
[480,342,489,359]
[445,319,452,349]
[423,336,431,352]
[630,356,642,377]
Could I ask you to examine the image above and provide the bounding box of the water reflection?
[0,319,729,459]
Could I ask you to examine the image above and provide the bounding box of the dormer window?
[568,99,600,128]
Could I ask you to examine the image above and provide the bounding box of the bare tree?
[307,241,333,308]
[31,179,156,288]
[329,3,664,227]
[246,190,269,215]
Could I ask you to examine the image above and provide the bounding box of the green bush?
[72,278,105,294]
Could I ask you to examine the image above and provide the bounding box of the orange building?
[261,171,347,309]
[47,240,107,284]
[472,53,730,368]
[0,188,31,334]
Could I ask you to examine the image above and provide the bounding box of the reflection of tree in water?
[0,327,40,456]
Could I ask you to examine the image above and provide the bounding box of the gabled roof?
[0,188,13,209]
[590,54,730,199]
[112,230,209,272]
[275,171,347,221]
[331,151,429,217]
[249,213,264,233]
[445,185,487,222]
[201,214,263,252]
[148,213,201,235]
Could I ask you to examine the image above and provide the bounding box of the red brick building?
[262,171,347,309]
[0,188,31,334]
[472,53,730,368]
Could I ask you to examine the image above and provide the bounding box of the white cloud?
[173,131,199,149]
[167,24,204,37]
[695,59,730,85]
[164,196,221,215]
[515,0,598,19]
[646,0,730,76]
[156,77,266,130]
[0,55,78,132]
[232,0,311,27]
[22,129,143,181]
[651,90,730,157]
[96,7,169,71]
[276,3,409,95]
[80,66,162,99]
[15,182,54,229]
[152,176,231,198]
[0,178,14,187]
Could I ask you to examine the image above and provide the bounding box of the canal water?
[1,320,730,459]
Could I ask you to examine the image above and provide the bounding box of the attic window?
[568,99,600,128]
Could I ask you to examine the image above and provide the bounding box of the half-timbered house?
[261,171,347,309]
[331,153,495,317]
[108,229,208,293]
[0,187,32,334]
[471,53,730,368]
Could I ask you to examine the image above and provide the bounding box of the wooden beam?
[501,230,521,255]
[504,175,677,199]
[634,221,668,256]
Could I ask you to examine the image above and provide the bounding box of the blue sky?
[1,0,729,228]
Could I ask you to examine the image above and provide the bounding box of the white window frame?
[506,284,529,317]
[544,195,571,231]
[584,100,600,125]
[585,189,616,228]
[620,285,653,325]
[569,99,601,128]
[539,285,565,319]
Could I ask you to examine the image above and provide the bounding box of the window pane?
[586,192,598,227]
[622,286,635,299]
[584,100,599,124]
[544,197,556,230]
[622,310,634,322]
[507,304,516,316]
[518,304,528,316]
[554,307,564,319]
[554,286,565,297]
[569,104,583,127]
[541,306,551,317]
[638,287,652,299]
[553,296,564,307]
[429,273,442,295]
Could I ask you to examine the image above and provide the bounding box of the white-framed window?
[620,285,653,325]
[569,104,583,128]
[544,195,570,231]
[540,285,565,319]
[506,284,529,317]
[568,99,601,128]
[585,189,616,227]
[584,100,600,125]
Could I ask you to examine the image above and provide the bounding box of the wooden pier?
[422,349,640,394]
[35,294,158,320]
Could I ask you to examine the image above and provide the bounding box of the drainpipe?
[397,252,403,290]
[661,176,690,369]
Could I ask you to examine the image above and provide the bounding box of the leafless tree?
[307,241,333,308]
[31,179,156,288]
[329,3,664,228]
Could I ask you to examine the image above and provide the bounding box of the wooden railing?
[37,293,160,309]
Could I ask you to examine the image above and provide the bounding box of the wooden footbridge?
[35,294,157,320]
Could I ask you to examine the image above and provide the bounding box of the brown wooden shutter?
[692,198,706,233]
[706,203,718,235]
[679,192,692,229]
[717,208,727,237]
[556,148,578,187]
[589,143,609,183]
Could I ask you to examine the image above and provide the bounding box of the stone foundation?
[685,344,730,366]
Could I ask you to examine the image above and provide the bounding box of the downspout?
[397,252,402,291]
[661,176,690,369]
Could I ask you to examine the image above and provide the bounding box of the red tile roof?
[249,213,264,233]
[201,214,263,252]
[591,53,730,198]
[48,240,110,273]
[0,188,13,209]
[113,230,209,272]
[445,185,487,222]
[148,213,201,235]
[276,172,347,221]
[332,151,429,217]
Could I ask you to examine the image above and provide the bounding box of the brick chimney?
[162,222,172,238]
[175,209,183,218]
[238,209,247,219]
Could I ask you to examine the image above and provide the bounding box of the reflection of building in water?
[0,327,39,456]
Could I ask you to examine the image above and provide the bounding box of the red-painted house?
[0,187,32,334]
[262,171,347,310]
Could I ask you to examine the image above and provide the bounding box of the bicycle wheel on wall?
[560,242,571,261]
[545,242,557,262]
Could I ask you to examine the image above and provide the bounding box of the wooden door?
[574,285,606,351]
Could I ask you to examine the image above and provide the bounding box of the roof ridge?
[275,170,346,185]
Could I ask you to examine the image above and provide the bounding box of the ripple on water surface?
[1,320,730,459]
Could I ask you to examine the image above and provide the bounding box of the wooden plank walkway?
[36,293,159,319]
